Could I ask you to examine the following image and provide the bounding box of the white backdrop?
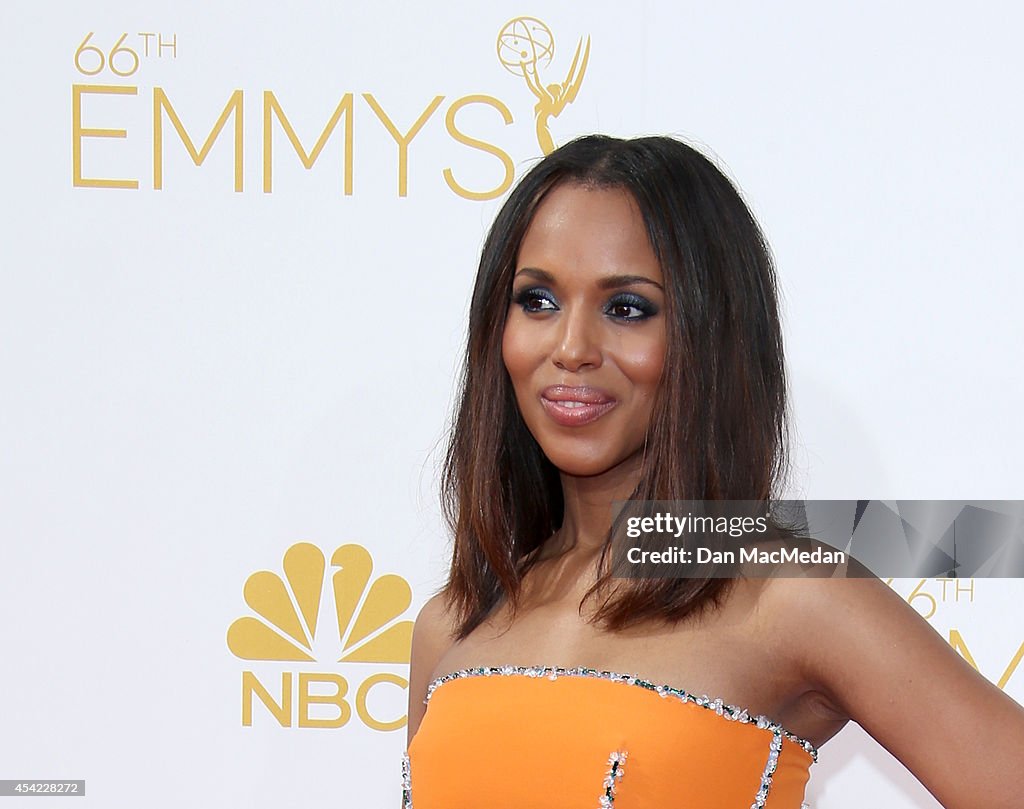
[1,1,1022,807]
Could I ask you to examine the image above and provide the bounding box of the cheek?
[616,329,667,391]
[501,316,535,386]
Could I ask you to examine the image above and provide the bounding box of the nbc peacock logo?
[227,542,413,731]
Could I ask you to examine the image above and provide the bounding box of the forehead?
[517,183,662,282]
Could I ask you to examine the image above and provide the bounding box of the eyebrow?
[513,267,664,291]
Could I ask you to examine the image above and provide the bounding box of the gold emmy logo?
[227,542,413,663]
[497,17,591,155]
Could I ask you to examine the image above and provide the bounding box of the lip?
[539,385,618,427]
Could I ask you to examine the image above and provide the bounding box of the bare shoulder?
[410,591,459,680]
[407,591,459,746]
[757,572,1024,807]
[414,591,459,640]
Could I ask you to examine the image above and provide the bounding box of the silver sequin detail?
[424,665,818,762]
[750,729,784,808]
[599,750,627,808]
[401,751,412,808]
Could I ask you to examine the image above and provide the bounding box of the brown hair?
[439,135,789,640]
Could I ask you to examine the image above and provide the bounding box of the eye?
[512,286,558,314]
[605,292,659,321]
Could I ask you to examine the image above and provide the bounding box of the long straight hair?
[440,135,789,640]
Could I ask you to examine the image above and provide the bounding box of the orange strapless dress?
[403,665,816,809]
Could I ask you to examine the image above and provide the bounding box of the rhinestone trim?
[751,729,783,808]
[401,751,412,808]
[599,750,627,808]
[424,665,819,762]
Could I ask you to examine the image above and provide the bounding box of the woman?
[402,135,1024,808]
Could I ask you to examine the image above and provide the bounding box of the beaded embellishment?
[424,665,819,762]
[401,751,412,808]
[599,750,627,808]
[751,729,783,808]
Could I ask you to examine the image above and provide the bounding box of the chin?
[549,460,612,478]
[539,444,637,480]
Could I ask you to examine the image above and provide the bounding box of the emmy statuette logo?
[497,17,591,155]
[228,542,413,730]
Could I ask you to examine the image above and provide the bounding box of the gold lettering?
[297,673,351,729]
[906,579,936,619]
[242,671,291,727]
[937,577,975,603]
[263,91,354,194]
[72,84,139,189]
[153,88,244,191]
[355,672,407,731]
[363,94,444,197]
[949,629,980,669]
[158,34,177,59]
[443,94,515,201]
[998,640,1024,690]
[949,630,1024,690]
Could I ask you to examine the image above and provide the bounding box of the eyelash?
[510,287,659,321]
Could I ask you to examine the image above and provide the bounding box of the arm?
[407,592,457,747]
[522,63,547,103]
[772,574,1024,808]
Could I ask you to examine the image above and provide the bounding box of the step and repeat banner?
[2,1,1022,807]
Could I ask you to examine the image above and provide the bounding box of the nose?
[551,307,602,372]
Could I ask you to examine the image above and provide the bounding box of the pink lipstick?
[540,385,617,427]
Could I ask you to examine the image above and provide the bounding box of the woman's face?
[502,183,667,479]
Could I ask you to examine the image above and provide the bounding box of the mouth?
[539,385,618,427]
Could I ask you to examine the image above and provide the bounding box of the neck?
[545,453,643,561]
